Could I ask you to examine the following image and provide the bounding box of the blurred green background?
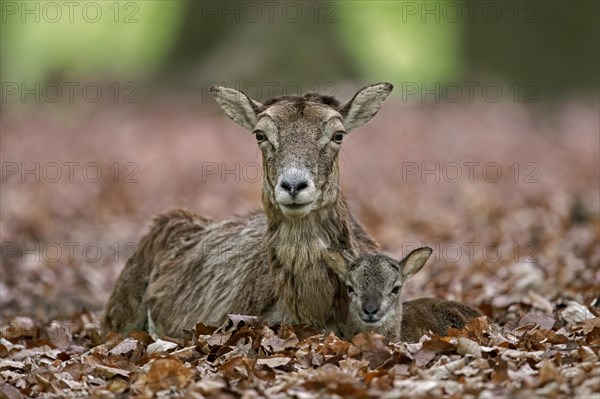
[1,0,598,100]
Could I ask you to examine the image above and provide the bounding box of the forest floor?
[1,97,599,397]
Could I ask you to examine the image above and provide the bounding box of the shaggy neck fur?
[263,189,357,327]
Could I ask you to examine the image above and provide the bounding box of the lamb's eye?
[391,286,401,295]
[332,131,345,144]
[254,130,266,143]
[347,285,355,294]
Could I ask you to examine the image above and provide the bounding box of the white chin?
[279,203,312,218]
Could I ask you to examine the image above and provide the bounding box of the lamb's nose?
[279,179,308,198]
[362,304,379,316]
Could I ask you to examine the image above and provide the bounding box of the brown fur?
[102,83,393,337]
[400,297,483,343]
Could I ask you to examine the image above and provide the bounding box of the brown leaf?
[349,333,391,369]
[582,317,600,334]
[195,322,218,336]
[108,338,139,357]
[457,337,482,359]
[578,346,598,363]
[519,312,556,330]
[421,335,457,354]
[220,314,260,333]
[0,381,23,399]
[320,333,350,356]
[561,302,594,325]
[526,290,554,314]
[107,377,129,394]
[94,364,130,379]
[63,363,94,381]
[256,356,292,368]
[146,339,178,355]
[146,357,192,391]
[538,359,561,385]
[585,326,600,345]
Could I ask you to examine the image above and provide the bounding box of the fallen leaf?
[94,364,130,379]
[146,357,192,391]
[108,338,138,357]
[147,339,178,355]
[519,312,555,330]
[349,333,391,369]
[561,302,594,324]
[457,337,482,358]
[256,356,292,368]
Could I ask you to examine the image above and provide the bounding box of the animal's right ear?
[209,86,262,131]
[340,82,393,132]
[400,247,432,278]
[324,250,347,281]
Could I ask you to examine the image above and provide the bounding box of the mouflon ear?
[323,250,348,281]
[340,82,393,132]
[399,247,432,278]
[209,86,262,131]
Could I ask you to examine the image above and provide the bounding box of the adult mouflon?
[326,248,483,342]
[102,83,393,337]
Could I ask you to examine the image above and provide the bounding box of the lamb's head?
[328,247,432,327]
[209,83,393,218]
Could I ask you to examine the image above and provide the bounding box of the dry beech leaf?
[108,338,138,357]
[256,356,292,368]
[94,364,130,379]
[147,339,178,355]
[561,302,594,324]
[349,333,391,369]
[538,359,561,385]
[457,337,482,359]
[0,381,23,399]
[107,377,129,394]
[581,317,600,334]
[421,335,457,354]
[146,357,192,391]
[526,290,554,314]
[518,312,555,330]
[220,315,260,333]
[578,346,598,363]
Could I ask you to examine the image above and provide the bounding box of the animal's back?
[401,297,483,343]
[143,210,275,336]
[102,209,214,334]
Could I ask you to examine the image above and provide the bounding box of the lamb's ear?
[400,247,432,278]
[340,82,393,132]
[209,86,262,131]
[324,250,348,281]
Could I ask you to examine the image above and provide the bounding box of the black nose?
[362,304,379,316]
[280,179,308,198]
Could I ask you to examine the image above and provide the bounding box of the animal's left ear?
[323,250,348,281]
[400,247,432,279]
[340,82,393,132]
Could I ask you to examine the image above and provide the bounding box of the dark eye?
[332,131,345,144]
[254,130,266,143]
[347,285,354,294]
[391,286,401,295]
